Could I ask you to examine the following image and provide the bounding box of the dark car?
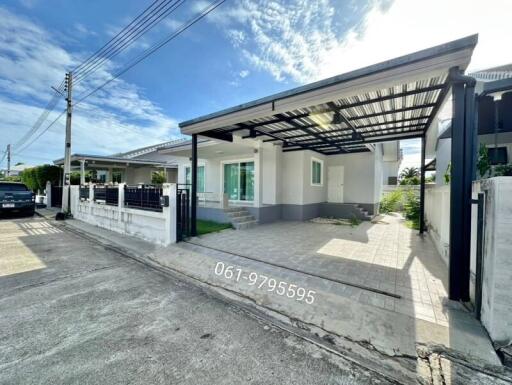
[0,182,35,216]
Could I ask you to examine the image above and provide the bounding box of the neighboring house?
[426,67,512,184]
[1,163,34,177]
[53,152,179,185]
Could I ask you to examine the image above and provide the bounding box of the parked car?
[0,182,35,216]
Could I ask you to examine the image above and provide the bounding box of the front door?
[327,166,344,203]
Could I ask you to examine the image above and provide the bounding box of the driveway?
[0,215,386,385]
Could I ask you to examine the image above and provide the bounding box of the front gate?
[176,185,190,242]
[51,185,63,208]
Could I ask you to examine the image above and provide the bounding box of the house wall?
[325,151,377,211]
[435,138,451,186]
[302,151,327,205]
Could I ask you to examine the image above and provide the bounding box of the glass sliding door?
[223,161,254,201]
[185,166,205,192]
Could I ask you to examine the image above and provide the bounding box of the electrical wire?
[72,0,163,75]
[14,109,67,155]
[74,0,225,107]
[73,0,185,85]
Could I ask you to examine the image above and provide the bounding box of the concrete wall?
[476,177,512,345]
[326,152,377,205]
[425,184,450,266]
[69,184,176,246]
[435,138,451,186]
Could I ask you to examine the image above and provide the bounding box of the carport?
[179,35,479,302]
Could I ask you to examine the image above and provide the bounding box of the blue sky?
[1,0,512,169]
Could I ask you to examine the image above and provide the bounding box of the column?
[191,134,198,236]
[80,160,86,185]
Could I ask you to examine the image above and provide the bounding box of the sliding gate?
[176,185,190,242]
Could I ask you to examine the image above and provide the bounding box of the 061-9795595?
[214,261,316,304]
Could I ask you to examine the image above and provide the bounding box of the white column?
[80,160,86,185]
[46,181,52,207]
[107,167,113,183]
[253,145,263,208]
[162,183,177,245]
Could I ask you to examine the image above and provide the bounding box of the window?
[488,147,508,165]
[311,158,323,186]
[112,170,123,183]
[223,162,254,201]
[185,166,205,192]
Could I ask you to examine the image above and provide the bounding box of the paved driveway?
[0,215,386,385]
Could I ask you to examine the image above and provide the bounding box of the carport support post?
[419,135,426,234]
[191,134,198,236]
[448,68,475,302]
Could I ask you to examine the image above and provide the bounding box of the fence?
[124,185,163,212]
[69,183,176,246]
[93,185,119,206]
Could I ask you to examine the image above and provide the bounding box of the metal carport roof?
[179,35,478,155]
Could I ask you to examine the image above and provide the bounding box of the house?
[159,136,402,224]
[52,140,188,185]
[426,65,512,185]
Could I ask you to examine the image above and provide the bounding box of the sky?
[1,0,512,169]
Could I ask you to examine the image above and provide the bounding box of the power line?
[14,109,67,155]
[72,0,163,75]
[73,0,185,85]
[75,0,225,106]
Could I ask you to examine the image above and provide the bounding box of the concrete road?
[0,215,387,385]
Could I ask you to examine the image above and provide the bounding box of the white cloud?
[239,69,250,78]
[0,7,179,166]
[216,0,512,83]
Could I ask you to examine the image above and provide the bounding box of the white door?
[328,166,344,203]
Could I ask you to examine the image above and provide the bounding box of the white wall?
[373,145,383,203]
[281,151,304,204]
[326,152,377,205]
[425,184,450,266]
[302,151,327,205]
[435,138,451,186]
[69,184,176,246]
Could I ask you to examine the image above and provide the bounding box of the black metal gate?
[51,186,62,208]
[176,185,190,242]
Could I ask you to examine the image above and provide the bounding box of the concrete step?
[226,210,250,218]
[231,215,255,223]
[233,220,258,230]
[224,207,249,213]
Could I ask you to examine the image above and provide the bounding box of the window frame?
[185,165,205,193]
[311,157,324,186]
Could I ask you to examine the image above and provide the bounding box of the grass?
[196,219,232,235]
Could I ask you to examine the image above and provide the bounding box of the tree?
[151,171,166,184]
[400,167,420,179]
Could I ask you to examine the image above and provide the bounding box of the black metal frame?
[51,185,63,208]
[196,81,450,155]
[79,186,90,201]
[176,184,190,242]
[124,185,163,212]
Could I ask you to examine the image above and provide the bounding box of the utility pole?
[6,144,11,177]
[62,72,73,212]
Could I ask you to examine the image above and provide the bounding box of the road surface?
[0,215,386,385]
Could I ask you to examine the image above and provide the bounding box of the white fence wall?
[69,183,176,246]
[424,184,450,266]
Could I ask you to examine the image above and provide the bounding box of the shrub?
[151,171,166,185]
[380,189,403,213]
[494,163,512,176]
[399,176,420,185]
[21,164,61,192]
[403,189,420,229]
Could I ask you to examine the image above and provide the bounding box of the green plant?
[444,163,451,184]
[151,171,166,184]
[349,215,361,227]
[399,176,420,185]
[425,173,436,183]
[400,167,420,179]
[380,189,403,213]
[21,164,61,192]
[477,144,491,178]
[196,220,232,235]
[494,163,512,176]
[403,189,420,229]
